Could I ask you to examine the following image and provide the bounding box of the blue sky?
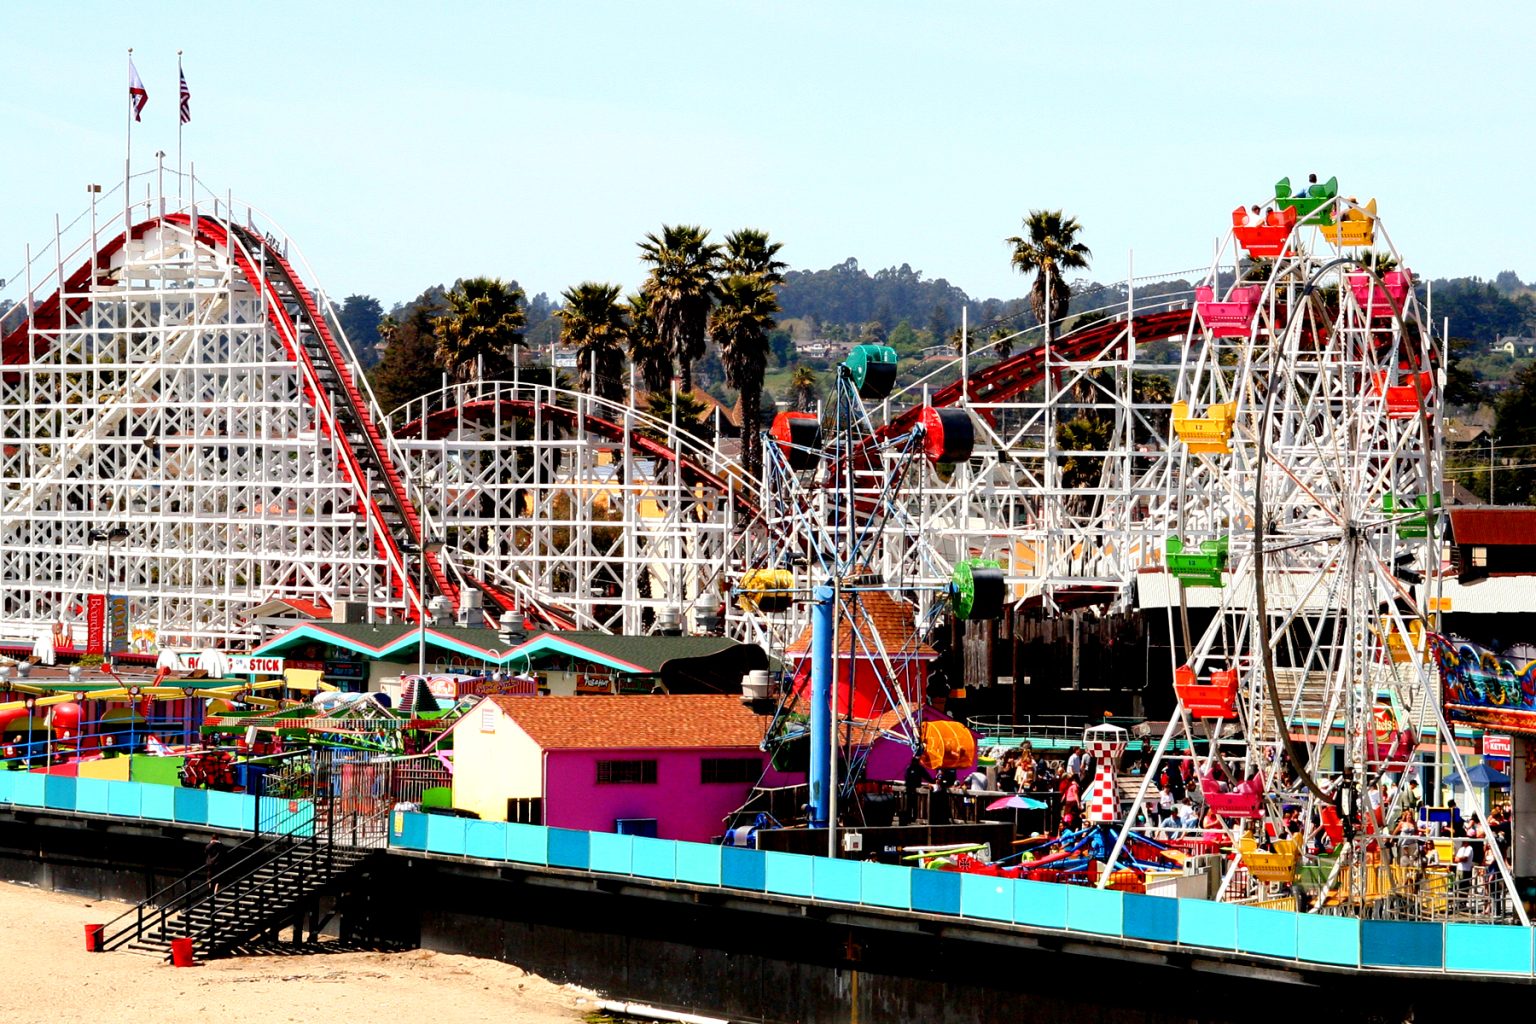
[1,2,1530,310]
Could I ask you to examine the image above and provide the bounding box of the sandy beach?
[0,882,588,1024]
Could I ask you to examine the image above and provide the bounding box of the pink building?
[448,694,768,843]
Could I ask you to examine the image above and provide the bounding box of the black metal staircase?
[98,752,398,961]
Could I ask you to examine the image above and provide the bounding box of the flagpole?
[125,48,133,232]
[176,51,183,200]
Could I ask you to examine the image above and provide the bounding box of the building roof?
[252,622,759,676]
[1448,507,1536,547]
[247,597,332,620]
[1438,575,1536,615]
[509,631,747,674]
[481,694,766,750]
[785,589,936,658]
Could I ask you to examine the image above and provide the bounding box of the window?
[700,757,761,784]
[1472,546,1489,568]
[507,798,543,825]
[596,759,657,785]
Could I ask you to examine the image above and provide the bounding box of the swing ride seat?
[1320,198,1377,246]
[1382,492,1440,539]
[1171,400,1238,454]
[1345,268,1414,318]
[1194,286,1264,338]
[1165,535,1229,588]
[1239,833,1301,885]
[1174,665,1240,719]
[1230,204,1297,258]
[1371,370,1434,418]
[1201,773,1264,819]
[1274,175,1339,225]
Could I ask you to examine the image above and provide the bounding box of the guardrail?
[0,771,312,836]
[386,811,1536,979]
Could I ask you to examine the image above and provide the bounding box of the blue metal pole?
[808,583,835,829]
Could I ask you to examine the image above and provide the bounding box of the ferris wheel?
[1127,179,1522,917]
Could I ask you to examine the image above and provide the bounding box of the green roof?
[252,622,759,676]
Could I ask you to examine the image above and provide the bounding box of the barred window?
[507,797,543,825]
[596,759,657,785]
[700,757,760,784]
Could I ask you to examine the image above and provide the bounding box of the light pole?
[1487,433,1499,505]
[88,526,130,657]
[402,537,445,677]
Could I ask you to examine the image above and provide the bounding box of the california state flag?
[128,60,148,121]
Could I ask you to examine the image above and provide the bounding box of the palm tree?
[625,289,671,396]
[789,366,820,412]
[1006,211,1092,341]
[434,277,526,382]
[710,274,780,477]
[638,225,721,393]
[722,229,787,285]
[558,282,628,404]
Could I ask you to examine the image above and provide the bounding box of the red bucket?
[84,924,104,952]
[169,937,195,967]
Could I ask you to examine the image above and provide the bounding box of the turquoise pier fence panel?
[205,791,249,831]
[0,772,14,803]
[721,846,767,891]
[465,820,509,861]
[1236,905,1298,959]
[504,823,549,864]
[1444,923,1533,975]
[1066,885,1123,936]
[425,815,468,856]
[811,855,862,904]
[1361,920,1442,969]
[1122,893,1178,943]
[172,786,207,825]
[391,810,427,850]
[1296,913,1360,967]
[764,851,813,898]
[1178,898,1237,950]
[106,780,142,818]
[675,841,722,885]
[861,862,912,910]
[74,778,110,816]
[630,836,675,880]
[959,873,1014,923]
[140,782,176,821]
[547,827,591,869]
[43,775,76,811]
[589,831,634,875]
[1012,878,1068,929]
[11,773,44,807]
[911,869,962,916]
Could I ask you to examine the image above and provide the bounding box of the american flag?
[128,60,148,121]
[179,69,190,124]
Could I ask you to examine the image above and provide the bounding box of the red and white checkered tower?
[1083,723,1127,824]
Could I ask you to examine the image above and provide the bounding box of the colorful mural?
[1434,633,1536,732]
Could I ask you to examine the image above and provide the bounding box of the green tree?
[336,294,385,367]
[722,228,787,284]
[626,289,671,395]
[558,282,629,404]
[710,274,780,477]
[370,290,447,414]
[1492,362,1536,504]
[434,277,526,382]
[638,225,722,393]
[790,366,821,411]
[1007,210,1093,341]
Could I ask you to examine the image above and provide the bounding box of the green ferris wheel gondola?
[950,558,1005,621]
[844,344,898,400]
